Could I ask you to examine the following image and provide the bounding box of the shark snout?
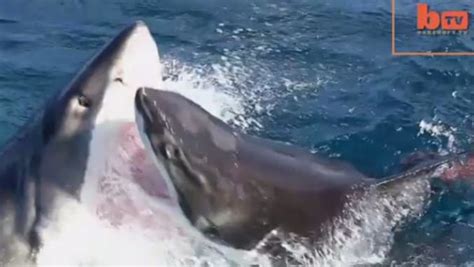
[135,88,147,116]
[135,88,155,125]
[134,87,168,137]
[111,21,162,89]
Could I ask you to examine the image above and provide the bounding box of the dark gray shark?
[134,86,474,255]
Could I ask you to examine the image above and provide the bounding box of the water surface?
[1,0,474,265]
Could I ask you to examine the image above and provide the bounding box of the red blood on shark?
[119,123,172,199]
[94,122,179,231]
[440,155,474,182]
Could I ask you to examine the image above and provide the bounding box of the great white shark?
[1,19,473,266]
[0,21,187,265]
[134,86,474,259]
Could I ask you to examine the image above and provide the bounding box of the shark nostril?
[159,143,181,161]
[174,147,181,159]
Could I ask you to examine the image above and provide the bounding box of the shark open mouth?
[92,122,179,230]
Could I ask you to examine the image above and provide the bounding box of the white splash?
[418,119,458,154]
[256,179,431,267]
[36,190,269,266]
[161,59,253,128]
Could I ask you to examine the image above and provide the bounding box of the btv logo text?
[417,3,469,31]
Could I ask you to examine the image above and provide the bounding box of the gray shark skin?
[0,21,162,265]
[134,87,473,254]
[134,87,373,251]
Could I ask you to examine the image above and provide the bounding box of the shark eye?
[201,221,220,238]
[165,145,174,159]
[77,95,91,108]
[160,144,172,159]
[204,226,220,238]
[114,77,124,84]
[160,144,181,160]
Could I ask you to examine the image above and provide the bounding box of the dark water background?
[1,0,474,265]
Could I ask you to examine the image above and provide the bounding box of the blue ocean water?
[0,0,474,265]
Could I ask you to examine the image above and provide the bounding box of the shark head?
[45,21,162,141]
[134,87,262,248]
[38,21,165,207]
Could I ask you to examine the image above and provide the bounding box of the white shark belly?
[36,81,191,265]
[36,122,191,265]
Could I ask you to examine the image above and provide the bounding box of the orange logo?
[391,0,473,56]
[417,3,469,31]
